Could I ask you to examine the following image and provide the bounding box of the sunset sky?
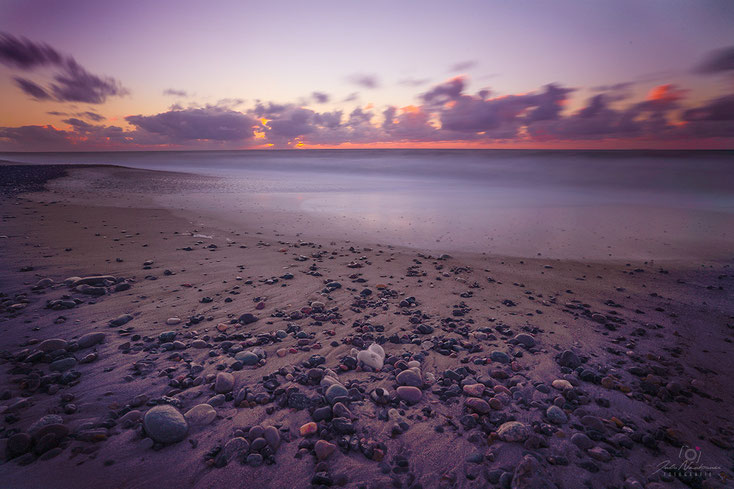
[1,0,733,150]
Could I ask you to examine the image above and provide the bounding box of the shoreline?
[0,164,732,488]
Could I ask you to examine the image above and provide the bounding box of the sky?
[0,0,733,151]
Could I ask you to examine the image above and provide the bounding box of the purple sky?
[0,0,733,150]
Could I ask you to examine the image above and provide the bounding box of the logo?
[653,445,726,482]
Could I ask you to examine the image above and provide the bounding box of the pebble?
[263,426,280,449]
[490,351,511,364]
[396,386,422,404]
[37,338,67,352]
[497,421,529,442]
[462,383,485,396]
[235,351,259,366]
[184,404,216,426]
[357,343,385,370]
[396,368,423,387]
[143,405,188,444]
[165,317,181,325]
[214,372,235,393]
[465,397,491,414]
[300,422,318,436]
[513,334,536,348]
[571,432,593,449]
[558,350,581,369]
[325,383,349,405]
[551,379,573,390]
[545,405,567,424]
[49,357,76,372]
[314,439,336,460]
[77,332,105,348]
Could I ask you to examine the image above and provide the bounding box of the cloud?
[311,91,330,104]
[13,76,51,99]
[682,94,734,122]
[0,32,63,69]
[398,77,430,87]
[126,106,256,141]
[79,111,105,122]
[695,45,734,74]
[421,76,466,103]
[347,73,379,89]
[448,60,476,72]
[343,92,359,102]
[163,88,188,97]
[0,32,127,104]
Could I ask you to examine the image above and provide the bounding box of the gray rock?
[490,351,511,364]
[77,332,105,349]
[235,351,259,366]
[143,405,188,444]
[49,357,76,372]
[396,386,422,404]
[214,372,235,393]
[325,383,349,405]
[396,369,423,387]
[546,405,567,425]
[558,350,580,369]
[513,334,536,348]
[497,421,529,442]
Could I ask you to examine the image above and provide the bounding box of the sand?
[0,164,732,489]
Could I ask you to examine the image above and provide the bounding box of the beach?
[0,159,732,489]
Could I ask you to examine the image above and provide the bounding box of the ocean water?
[2,149,733,260]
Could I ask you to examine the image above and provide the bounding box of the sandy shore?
[0,165,732,489]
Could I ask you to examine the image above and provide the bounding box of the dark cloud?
[0,32,127,104]
[347,73,379,89]
[448,60,476,72]
[421,76,466,103]
[126,106,256,141]
[343,92,359,102]
[312,91,330,104]
[46,111,68,116]
[683,94,734,122]
[163,88,188,97]
[695,45,734,74]
[0,33,63,69]
[13,76,51,99]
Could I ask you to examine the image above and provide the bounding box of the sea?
[2,149,733,260]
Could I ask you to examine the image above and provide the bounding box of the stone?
[7,433,32,457]
[497,421,529,442]
[214,372,235,393]
[49,357,76,372]
[238,313,258,325]
[588,446,612,462]
[29,415,64,436]
[465,397,491,414]
[222,437,249,462]
[325,383,349,405]
[551,379,573,391]
[490,351,511,364]
[37,338,67,352]
[166,317,181,325]
[159,331,176,342]
[489,397,503,410]
[300,422,318,436]
[143,405,188,444]
[263,426,280,450]
[513,334,536,348]
[357,343,385,370]
[571,432,593,449]
[235,351,259,366]
[546,405,567,425]
[558,350,580,369]
[462,383,485,397]
[314,439,336,460]
[184,404,216,426]
[77,332,105,349]
[396,368,423,387]
[396,386,422,404]
[109,314,133,327]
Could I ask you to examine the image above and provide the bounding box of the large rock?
[357,343,385,370]
[37,338,67,352]
[396,368,423,387]
[558,350,580,369]
[143,405,188,444]
[77,332,106,349]
[396,386,422,404]
[214,372,235,393]
[497,421,529,442]
[184,404,216,426]
[325,383,349,405]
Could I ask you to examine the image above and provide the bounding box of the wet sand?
[0,164,732,489]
